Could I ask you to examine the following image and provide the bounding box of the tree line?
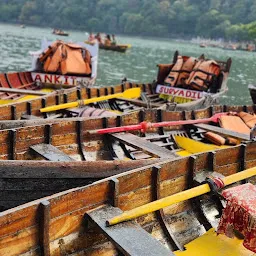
[1,0,256,41]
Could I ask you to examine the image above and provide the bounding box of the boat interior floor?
[174,228,255,256]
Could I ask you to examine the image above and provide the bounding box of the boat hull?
[52,32,69,36]
[249,84,256,104]
[99,44,131,52]
[0,143,256,255]
[0,104,253,210]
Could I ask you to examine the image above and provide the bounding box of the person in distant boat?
[88,32,95,43]
[95,33,102,44]
[104,34,112,46]
[111,34,117,45]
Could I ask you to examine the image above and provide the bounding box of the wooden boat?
[0,104,254,212]
[156,51,232,110]
[0,81,163,119]
[0,41,98,106]
[52,30,69,36]
[249,84,256,104]
[29,39,98,87]
[0,50,231,119]
[99,43,131,53]
[199,43,207,48]
[1,142,256,255]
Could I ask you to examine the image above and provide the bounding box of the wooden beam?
[39,201,50,256]
[0,87,48,96]
[116,97,162,108]
[0,159,160,178]
[30,144,74,161]
[86,205,172,256]
[194,124,250,141]
[111,132,176,159]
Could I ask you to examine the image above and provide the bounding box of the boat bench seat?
[30,143,74,161]
[195,124,250,141]
[85,204,172,256]
[111,132,176,159]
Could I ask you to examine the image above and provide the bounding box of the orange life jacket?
[164,56,197,87]
[176,57,198,87]
[204,131,226,146]
[39,41,61,63]
[40,41,91,75]
[238,112,256,129]
[157,64,173,84]
[204,131,238,146]
[60,43,91,75]
[219,115,251,135]
[186,60,220,91]
[43,44,63,73]
[164,56,184,86]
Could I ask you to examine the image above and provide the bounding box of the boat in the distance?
[99,43,131,53]
[0,141,256,255]
[52,29,69,36]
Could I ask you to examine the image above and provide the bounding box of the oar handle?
[91,113,228,135]
[40,88,141,113]
[40,101,79,112]
[83,93,122,105]
[91,124,143,134]
[106,166,256,226]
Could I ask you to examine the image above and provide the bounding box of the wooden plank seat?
[0,87,47,96]
[111,132,177,159]
[194,124,250,141]
[86,205,172,256]
[116,97,162,108]
[30,143,74,161]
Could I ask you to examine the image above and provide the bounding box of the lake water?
[0,23,255,105]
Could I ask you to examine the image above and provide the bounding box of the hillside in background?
[1,0,256,40]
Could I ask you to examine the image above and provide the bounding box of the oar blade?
[174,135,225,154]
[122,88,141,99]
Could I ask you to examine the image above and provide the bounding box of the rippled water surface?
[0,23,255,105]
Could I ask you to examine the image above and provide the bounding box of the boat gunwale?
[0,142,256,255]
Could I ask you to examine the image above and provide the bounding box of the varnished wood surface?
[0,142,255,255]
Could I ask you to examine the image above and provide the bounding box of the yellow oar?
[40,88,141,113]
[175,136,229,154]
[106,166,256,226]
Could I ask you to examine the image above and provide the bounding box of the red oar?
[91,112,228,134]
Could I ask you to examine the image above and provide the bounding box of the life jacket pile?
[164,55,221,92]
[39,40,91,75]
[204,112,256,146]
